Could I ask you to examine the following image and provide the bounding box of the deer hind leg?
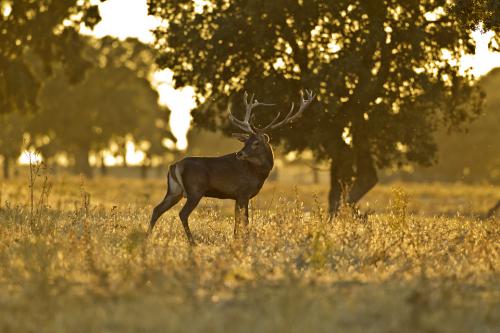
[179,195,202,246]
[148,169,184,234]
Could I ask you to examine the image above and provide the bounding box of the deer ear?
[232,133,250,142]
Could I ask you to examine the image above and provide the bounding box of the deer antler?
[260,90,315,131]
[228,91,274,134]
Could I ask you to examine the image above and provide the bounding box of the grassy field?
[0,173,499,333]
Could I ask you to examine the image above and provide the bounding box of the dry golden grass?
[0,174,498,333]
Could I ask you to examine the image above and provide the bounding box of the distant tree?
[149,0,485,213]
[30,36,171,178]
[0,112,27,178]
[186,129,241,157]
[92,37,171,171]
[0,0,102,114]
[132,98,174,179]
[414,67,500,183]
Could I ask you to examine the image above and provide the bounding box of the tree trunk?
[328,145,355,214]
[121,143,128,168]
[141,158,150,179]
[328,144,378,215]
[348,150,378,205]
[47,160,57,175]
[312,167,319,184]
[328,54,380,216]
[122,151,128,168]
[100,154,108,176]
[3,156,10,180]
[348,116,378,205]
[326,3,385,216]
[74,147,93,178]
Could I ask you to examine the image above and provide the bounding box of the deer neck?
[245,146,274,178]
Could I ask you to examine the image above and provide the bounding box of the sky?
[88,0,500,152]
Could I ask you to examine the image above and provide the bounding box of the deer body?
[174,149,274,200]
[148,91,314,245]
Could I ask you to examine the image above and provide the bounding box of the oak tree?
[149,0,490,212]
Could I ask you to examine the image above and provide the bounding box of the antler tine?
[285,90,316,123]
[261,90,316,131]
[228,106,254,133]
[228,92,275,134]
[244,92,254,123]
[301,89,314,104]
[243,91,248,106]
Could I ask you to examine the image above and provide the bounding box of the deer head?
[228,90,316,163]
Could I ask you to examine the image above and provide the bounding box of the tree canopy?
[450,0,500,33]
[148,0,489,212]
[0,0,102,113]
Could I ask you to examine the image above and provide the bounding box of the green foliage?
[148,0,484,170]
[0,0,102,113]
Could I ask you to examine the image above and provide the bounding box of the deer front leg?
[234,199,249,237]
[243,201,249,227]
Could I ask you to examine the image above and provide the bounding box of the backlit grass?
[0,175,498,332]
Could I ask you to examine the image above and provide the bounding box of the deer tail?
[168,164,187,197]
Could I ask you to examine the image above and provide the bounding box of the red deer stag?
[148,90,315,245]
